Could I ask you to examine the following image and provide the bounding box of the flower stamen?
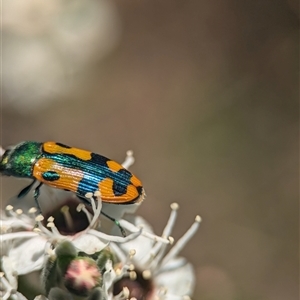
[28,207,38,215]
[142,269,152,280]
[60,205,75,232]
[129,271,137,280]
[129,249,136,259]
[114,286,130,300]
[5,206,14,218]
[122,150,135,169]
[161,215,201,267]
[119,219,169,244]
[140,204,180,268]
[162,203,179,239]
[85,192,102,229]
[15,209,23,215]
[88,228,142,243]
[77,203,92,223]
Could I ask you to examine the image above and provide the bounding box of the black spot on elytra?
[42,171,60,181]
[90,153,110,165]
[112,181,128,196]
[112,169,131,196]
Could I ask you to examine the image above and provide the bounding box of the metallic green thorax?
[0,141,42,178]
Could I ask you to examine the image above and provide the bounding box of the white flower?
[0,199,200,300]
[0,258,40,300]
[0,190,170,299]
[1,148,200,299]
[0,191,165,275]
[110,203,201,300]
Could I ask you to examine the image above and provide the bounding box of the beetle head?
[0,141,42,178]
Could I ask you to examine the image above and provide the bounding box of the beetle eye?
[1,150,9,159]
[0,148,13,163]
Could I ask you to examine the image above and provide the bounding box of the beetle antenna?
[78,195,126,237]
[100,211,127,237]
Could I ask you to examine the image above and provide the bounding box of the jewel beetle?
[0,141,145,235]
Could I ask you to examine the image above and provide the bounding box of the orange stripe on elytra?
[33,158,83,193]
[43,142,92,161]
[125,184,139,200]
[106,160,123,172]
[99,178,115,198]
[130,174,142,187]
[98,178,140,203]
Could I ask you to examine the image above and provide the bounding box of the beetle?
[0,141,145,235]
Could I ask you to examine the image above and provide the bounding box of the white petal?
[8,237,46,274]
[154,258,195,297]
[1,291,30,300]
[113,216,155,263]
[72,234,108,254]
[15,292,30,300]
[102,203,140,220]
[1,256,18,289]
[156,256,188,274]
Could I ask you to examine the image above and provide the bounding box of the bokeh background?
[1,1,298,299]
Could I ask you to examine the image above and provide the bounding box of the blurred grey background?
[1,1,298,299]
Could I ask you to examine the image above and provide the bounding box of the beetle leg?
[18,179,36,198]
[33,182,43,213]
